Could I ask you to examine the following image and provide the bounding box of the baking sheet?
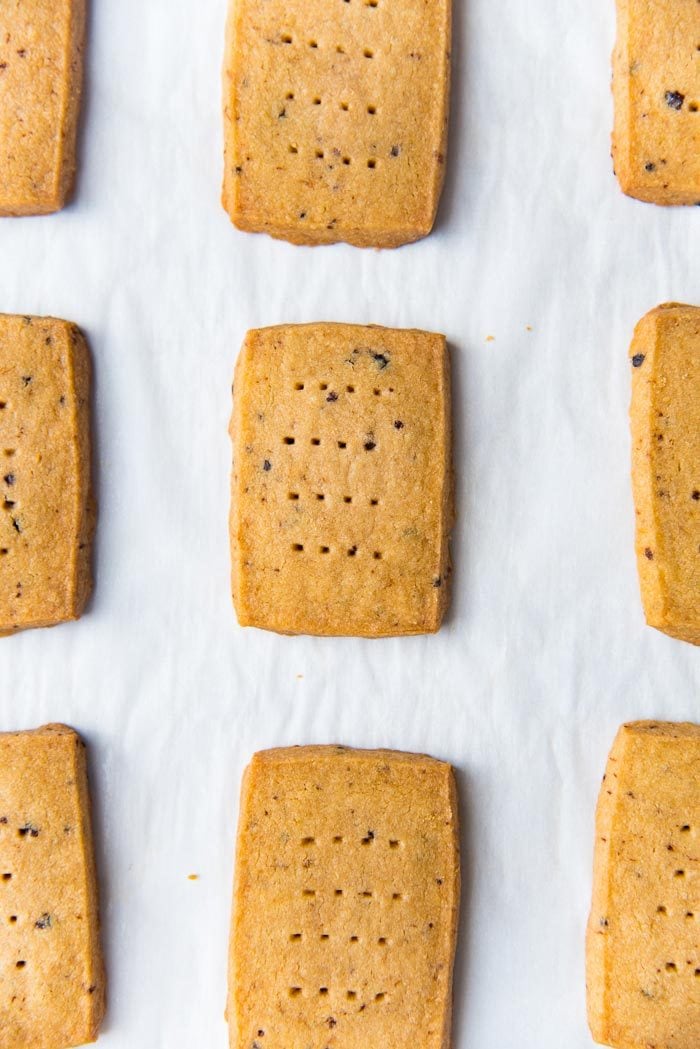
[0,0,698,1046]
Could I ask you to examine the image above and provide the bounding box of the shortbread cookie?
[629,303,700,645]
[229,323,453,636]
[228,745,460,1049]
[0,314,94,635]
[612,0,700,204]
[0,0,86,216]
[222,0,451,247]
[0,724,105,1048]
[587,721,700,1049]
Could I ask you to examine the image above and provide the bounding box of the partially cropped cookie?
[0,0,86,216]
[629,304,700,645]
[0,724,105,1048]
[612,0,700,204]
[0,314,94,635]
[228,745,460,1049]
[229,323,454,636]
[222,0,451,247]
[587,721,700,1049]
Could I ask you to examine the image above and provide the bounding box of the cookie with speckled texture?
[629,303,700,645]
[0,724,105,1048]
[587,721,700,1049]
[222,0,451,247]
[612,0,700,204]
[0,314,94,636]
[229,323,453,637]
[0,0,86,216]
[228,745,460,1049]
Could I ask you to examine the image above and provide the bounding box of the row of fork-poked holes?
[289,494,379,506]
[655,822,694,916]
[290,931,390,946]
[284,437,381,450]
[283,437,377,447]
[300,888,406,901]
[294,381,393,395]
[657,904,696,920]
[0,447,16,556]
[2,866,24,969]
[4,838,55,969]
[4,888,33,970]
[283,436,390,449]
[659,960,700,977]
[293,544,383,559]
[4,845,64,954]
[280,35,377,52]
[659,822,693,889]
[3,870,21,954]
[285,94,379,117]
[288,986,387,1001]
[300,834,400,846]
[655,822,698,975]
[289,143,379,169]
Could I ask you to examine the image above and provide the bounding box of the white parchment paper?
[0,1,698,1046]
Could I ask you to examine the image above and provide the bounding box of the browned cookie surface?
[228,745,460,1049]
[587,721,700,1049]
[230,323,453,637]
[612,0,700,204]
[0,724,105,1048]
[0,0,85,216]
[629,303,700,645]
[0,315,94,635]
[223,0,451,246]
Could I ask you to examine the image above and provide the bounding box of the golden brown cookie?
[0,724,105,1048]
[229,323,454,637]
[222,0,451,247]
[0,0,86,216]
[587,721,700,1049]
[228,745,460,1049]
[612,0,700,205]
[629,303,700,645]
[0,314,95,635]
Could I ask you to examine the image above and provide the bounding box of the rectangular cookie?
[229,323,453,637]
[222,0,451,247]
[612,0,700,204]
[629,303,700,645]
[0,314,94,635]
[0,724,105,1048]
[228,745,460,1049]
[0,0,86,216]
[586,721,700,1049]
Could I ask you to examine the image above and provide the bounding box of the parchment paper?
[0,1,697,1046]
